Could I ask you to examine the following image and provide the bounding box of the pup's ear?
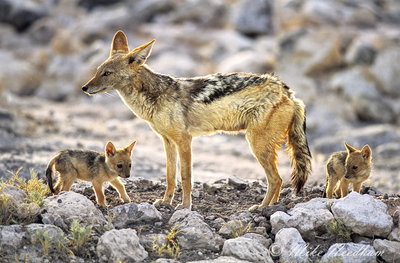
[105,141,117,157]
[110,30,129,57]
[344,141,357,153]
[126,39,155,65]
[126,141,136,154]
[361,145,372,159]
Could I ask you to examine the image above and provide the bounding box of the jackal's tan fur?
[82,31,312,210]
[46,141,136,206]
[324,142,372,199]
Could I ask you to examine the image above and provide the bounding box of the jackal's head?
[344,142,372,180]
[82,31,155,95]
[105,140,136,178]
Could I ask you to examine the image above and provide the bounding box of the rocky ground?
[1,0,400,262]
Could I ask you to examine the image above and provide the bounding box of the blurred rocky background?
[0,0,400,194]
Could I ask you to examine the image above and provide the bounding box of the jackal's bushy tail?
[287,98,312,194]
[45,158,56,193]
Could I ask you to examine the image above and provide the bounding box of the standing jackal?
[324,142,372,199]
[82,30,312,210]
[46,141,136,206]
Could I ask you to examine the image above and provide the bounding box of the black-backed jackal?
[82,31,312,210]
[46,141,136,206]
[324,142,372,199]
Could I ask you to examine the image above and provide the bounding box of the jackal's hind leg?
[247,131,283,211]
[154,135,178,208]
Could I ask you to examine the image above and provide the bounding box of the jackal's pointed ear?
[126,141,136,154]
[105,141,117,157]
[110,31,130,57]
[344,141,357,153]
[361,145,372,159]
[126,39,155,66]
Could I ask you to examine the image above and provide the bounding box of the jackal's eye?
[353,166,358,170]
[103,71,112,76]
[117,164,123,169]
[129,163,132,168]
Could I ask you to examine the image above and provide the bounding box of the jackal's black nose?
[344,174,349,179]
[82,86,88,92]
[125,174,130,178]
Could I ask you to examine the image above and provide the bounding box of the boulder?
[42,191,107,231]
[273,227,308,263]
[221,233,273,263]
[373,239,400,263]
[169,209,224,251]
[111,202,162,228]
[331,192,393,238]
[321,243,377,263]
[371,47,400,97]
[270,198,334,240]
[233,0,273,35]
[97,229,148,263]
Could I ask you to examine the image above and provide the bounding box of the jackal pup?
[82,30,312,210]
[324,142,372,199]
[46,141,136,206]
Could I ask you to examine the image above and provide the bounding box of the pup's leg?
[325,173,338,199]
[338,179,350,198]
[154,135,178,207]
[110,178,131,203]
[92,180,106,206]
[352,182,362,193]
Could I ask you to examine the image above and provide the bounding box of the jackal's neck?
[116,65,178,121]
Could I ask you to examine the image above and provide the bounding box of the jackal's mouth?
[82,86,107,95]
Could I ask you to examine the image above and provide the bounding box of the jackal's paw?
[175,203,191,210]
[122,197,131,203]
[248,204,263,211]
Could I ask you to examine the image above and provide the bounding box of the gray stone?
[97,229,148,263]
[43,191,106,231]
[321,243,377,263]
[331,192,393,238]
[169,209,224,251]
[233,0,273,35]
[188,256,252,263]
[373,239,400,263]
[270,198,334,240]
[111,202,162,228]
[371,47,400,97]
[221,233,273,263]
[273,227,308,263]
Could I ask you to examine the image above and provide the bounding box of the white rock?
[373,239,400,263]
[331,192,393,238]
[388,227,400,242]
[0,184,28,205]
[97,229,148,263]
[112,202,162,228]
[169,209,224,251]
[43,191,106,230]
[273,227,308,263]
[371,47,400,97]
[221,233,273,263]
[271,198,334,240]
[321,243,377,263]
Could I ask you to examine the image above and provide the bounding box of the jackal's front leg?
[176,133,193,210]
[154,136,178,207]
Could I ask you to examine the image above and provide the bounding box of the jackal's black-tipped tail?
[287,98,312,194]
[45,158,56,193]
